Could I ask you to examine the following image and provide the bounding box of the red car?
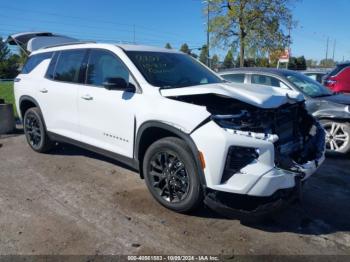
[324,62,350,93]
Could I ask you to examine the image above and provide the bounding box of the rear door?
[78,49,141,158]
[40,49,88,141]
[337,67,350,92]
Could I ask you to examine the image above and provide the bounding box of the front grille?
[221,146,258,184]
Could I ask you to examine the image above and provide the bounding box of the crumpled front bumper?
[191,120,326,197]
[204,177,303,220]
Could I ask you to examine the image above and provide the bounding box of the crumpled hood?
[160,83,304,109]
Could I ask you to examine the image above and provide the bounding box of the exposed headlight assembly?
[211,111,255,130]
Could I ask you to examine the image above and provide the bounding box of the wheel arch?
[19,95,41,119]
[135,121,207,187]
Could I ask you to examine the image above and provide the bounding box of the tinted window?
[304,73,317,81]
[126,51,222,89]
[329,64,350,77]
[251,74,288,88]
[54,50,87,83]
[21,52,53,74]
[221,73,245,83]
[305,73,325,83]
[284,72,333,97]
[45,52,59,79]
[87,49,129,86]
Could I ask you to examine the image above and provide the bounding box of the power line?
[0,4,191,41]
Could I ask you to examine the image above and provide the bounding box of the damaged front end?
[171,92,326,217]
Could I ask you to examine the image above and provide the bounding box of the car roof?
[336,61,350,66]
[32,42,181,54]
[219,67,292,76]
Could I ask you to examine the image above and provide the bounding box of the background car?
[324,62,350,93]
[220,68,350,154]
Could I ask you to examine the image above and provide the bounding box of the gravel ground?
[0,133,349,256]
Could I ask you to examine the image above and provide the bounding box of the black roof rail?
[43,41,96,49]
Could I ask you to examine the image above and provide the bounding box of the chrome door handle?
[39,88,48,93]
[81,94,93,100]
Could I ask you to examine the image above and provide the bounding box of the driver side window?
[87,49,130,87]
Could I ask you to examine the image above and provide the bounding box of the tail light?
[325,77,337,87]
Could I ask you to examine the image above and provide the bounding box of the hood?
[319,93,350,105]
[160,83,304,109]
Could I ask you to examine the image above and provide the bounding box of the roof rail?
[43,41,96,49]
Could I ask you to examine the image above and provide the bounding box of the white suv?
[11,33,326,213]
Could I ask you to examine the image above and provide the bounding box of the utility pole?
[206,0,210,67]
[332,39,336,61]
[325,37,329,61]
[133,24,136,44]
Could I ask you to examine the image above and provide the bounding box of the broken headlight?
[211,110,257,130]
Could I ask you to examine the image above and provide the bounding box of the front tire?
[23,107,54,153]
[142,137,203,213]
[321,120,350,154]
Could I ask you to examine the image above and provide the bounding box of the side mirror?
[103,77,129,90]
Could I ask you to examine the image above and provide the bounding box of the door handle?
[81,94,93,100]
[39,88,48,93]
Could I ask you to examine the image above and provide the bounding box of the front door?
[78,49,140,158]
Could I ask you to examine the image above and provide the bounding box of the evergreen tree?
[211,54,219,70]
[223,50,234,68]
[179,43,191,54]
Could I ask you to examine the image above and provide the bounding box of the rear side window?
[53,49,87,83]
[222,73,245,83]
[251,74,289,89]
[329,64,350,77]
[21,52,53,74]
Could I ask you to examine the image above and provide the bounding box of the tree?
[255,57,269,67]
[211,54,219,70]
[223,50,234,68]
[0,54,20,79]
[287,57,297,70]
[0,37,10,62]
[296,56,306,70]
[165,43,172,49]
[0,38,19,79]
[208,0,294,67]
[199,45,209,65]
[179,43,191,54]
[319,58,335,68]
[306,59,317,68]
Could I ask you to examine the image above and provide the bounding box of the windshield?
[284,72,333,97]
[125,51,223,88]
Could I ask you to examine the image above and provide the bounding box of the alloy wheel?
[25,114,42,148]
[324,122,349,152]
[148,151,190,203]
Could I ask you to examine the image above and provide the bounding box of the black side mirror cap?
[103,77,129,91]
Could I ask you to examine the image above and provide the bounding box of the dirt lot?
[0,132,349,256]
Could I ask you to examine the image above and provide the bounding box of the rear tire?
[320,120,350,154]
[142,137,203,213]
[23,107,54,153]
